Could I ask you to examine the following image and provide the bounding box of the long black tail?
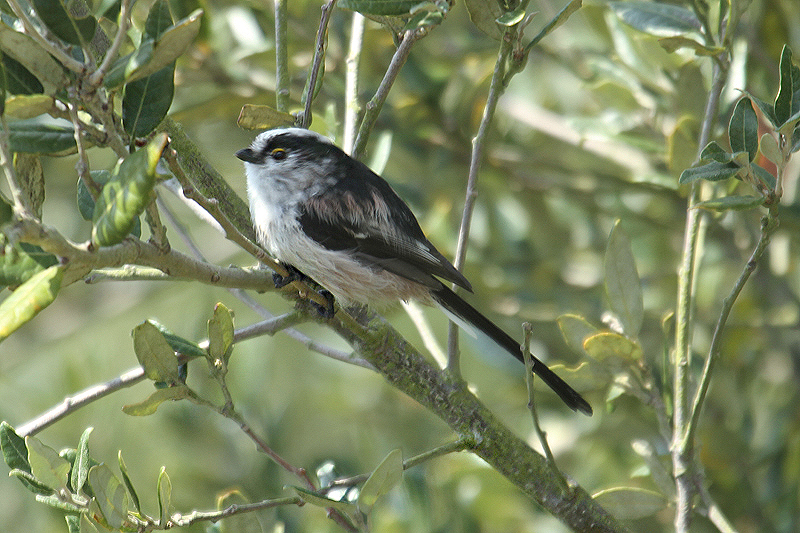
[431,285,592,416]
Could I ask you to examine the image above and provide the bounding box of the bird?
[236,127,592,415]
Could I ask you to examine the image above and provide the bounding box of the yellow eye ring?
[271,148,287,160]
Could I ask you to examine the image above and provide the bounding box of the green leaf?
[32,0,97,46]
[91,133,167,247]
[122,64,175,138]
[4,94,55,120]
[217,490,262,533]
[609,2,701,38]
[583,332,643,366]
[759,133,782,165]
[35,493,83,513]
[0,240,58,287]
[7,120,76,154]
[2,55,44,95]
[9,468,55,495]
[604,221,643,337]
[657,36,724,56]
[0,21,68,94]
[132,320,181,384]
[207,302,234,367]
[496,7,526,27]
[65,514,80,533]
[592,487,668,519]
[157,466,172,526]
[358,448,403,512]
[693,195,766,212]
[26,435,70,491]
[237,104,296,131]
[339,0,423,16]
[87,464,129,530]
[105,9,202,89]
[122,385,193,416]
[557,314,599,355]
[775,45,794,126]
[747,93,779,128]
[728,97,758,162]
[150,320,206,358]
[0,265,63,343]
[679,160,740,184]
[145,0,174,40]
[71,427,93,494]
[291,485,358,514]
[0,422,29,472]
[464,0,504,40]
[752,163,777,190]
[118,451,141,513]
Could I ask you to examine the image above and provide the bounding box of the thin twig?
[300,0,337,128]
[343,11,365,155]
[447,32,514,377]
[171,496,303,527]
[324,439,468,492]
[522,323,561,476]
[351,28,427,160]
[274,0,290,111]
[88,0,132,87]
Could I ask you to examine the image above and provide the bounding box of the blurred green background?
[2,0,800,531]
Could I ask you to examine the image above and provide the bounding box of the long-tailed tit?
[237,127,592,415]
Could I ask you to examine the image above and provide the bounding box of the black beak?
[236,148,259,163]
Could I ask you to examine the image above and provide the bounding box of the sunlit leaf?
[557,314,599,355]
[609,2,700,38]
[88,464,129,530]
[132,320,181,384]
[122,385,194,416]
[758,133,781,165]
[4,95,55,120]
[340,0,423,16]
[604,221,643,337]
[775,45,794,126]
[658,36,724,56]
[70,427,93,494]
[292,485,358,513]
[0,422,29,472]
[157,467,172,526]
[358,448,403,512]
[583,332,643,364]
[118,451,141,512]
[0,21,68,94]
[0,265,63,343]
[207,302,234,367]
[592,487,667,519]
[26,435,70,491]
[693,195,766,212]
[0,240,58,287]
[91,133,167,247]
[464,0,504,40]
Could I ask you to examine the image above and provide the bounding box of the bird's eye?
[271,148,287,160]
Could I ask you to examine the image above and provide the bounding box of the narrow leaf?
[592,487,667,519]
[132,320,181,383]
[151,320,206,358]
[9,468,55,495]
[35,493,83,513]
[728,97,758,161]
[340,0,423,16]
[604,221,643,337]
[0,422,29,472]
[2,55,44,95]
[752,163,777,190]
[775,45,794,126]
[679,161,740,184]
[0,265,63,343]
[292,485,358,514]
[693,195,766,212]
[7,120,75,154]
[747,93,779,128]
[358,448,403,512]
[71,427,93,494]
[157,467,172,526]
[118,451,141,512]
